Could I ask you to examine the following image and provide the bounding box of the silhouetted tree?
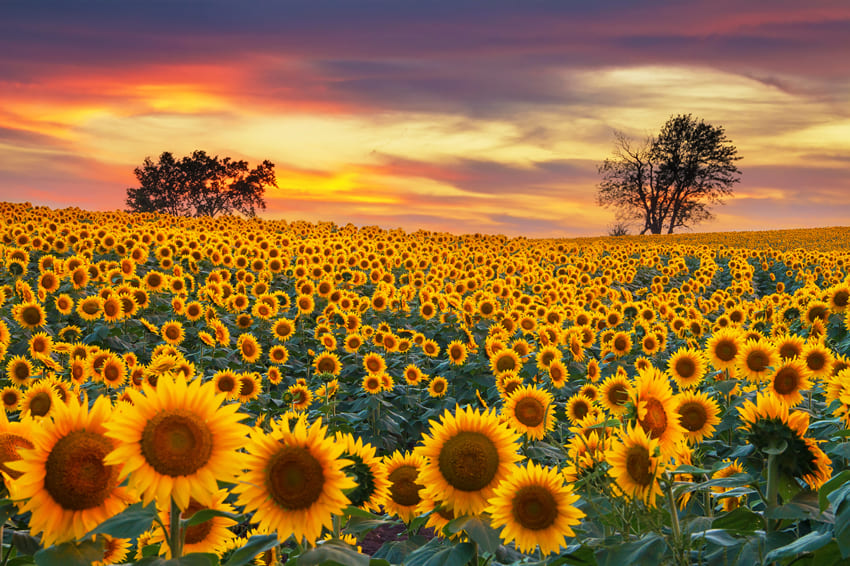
[597,114,741,234]
[125,151,276,217]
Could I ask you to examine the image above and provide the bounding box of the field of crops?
[2,201,850,566]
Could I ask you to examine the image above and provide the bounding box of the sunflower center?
[317,358,337,373]
[242,342,256,357]
[13,364,30,381]
[625,445,654,487]
[640,398,668,439]
[675,357,696,379]
[181,499,214,545]
[834,291,849,308]
[239,378,256,397]
[141,409,213,477]
[2,391,19,407]
[104,364,121,382]
[217,376,236,392]
[266,446,325,510]
[571,400,589,421]
[746,351,770,373]
[165,327,180,340]
[779,344,801,359]
[438,431,500,492]
[715,340,737,362]
[512,485,558,530]
[613,336,628,352]
[21,306,43,326]
[678,401,707,432]
[774,367,800,395]
[29,392,53,417]
[608,384,629,406]
[496,354,517,373]
[0,433,34,479]
[366,359,382,373]
[514,397,545,427]
[388,464,423,506]
[807,352,827,371]
[44,430,119,510]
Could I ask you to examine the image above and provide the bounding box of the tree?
[597,114,741,234]
[125,150,277,218]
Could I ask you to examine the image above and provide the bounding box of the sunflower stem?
[169,498,183,559]
[766,452,780,532]
[664,473,683,563]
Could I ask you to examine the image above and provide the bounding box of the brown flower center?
[625,445,654,487]
[774,367,801,395]
[640,398,668,439]
[438,432,499,492]
[141,409,213,477]
[388,464,423,506]
[678,401,707,432]
[512,485,558,530]
[266,446,324,510]
[514,397,545,428]
[44,431,119,510]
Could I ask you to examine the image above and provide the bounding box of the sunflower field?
[2,201,850,566]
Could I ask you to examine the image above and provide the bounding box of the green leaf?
[595,533,667,566]
[371,537,428,563]
[712,507,765,533]
[183,508,243,527]
[820,470,850,512]
[404,541,477,566]
[178,553,221,566]
[222,534,278,566]
[294,540,373,566]
[670,464,713,475]
[764,529,833,563]
[696,529,741,548]
[0,497,18,523]
[84,500,158,539]
[7,556,37,566]
[448,516,502,555]
[34,539,104,566]
[12,532,41,556]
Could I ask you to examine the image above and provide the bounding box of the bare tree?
[597,114,741,234]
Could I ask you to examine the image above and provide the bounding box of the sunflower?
[19,381,59,419]
[235,333,262,364]
[234,417,355,544]
[104,373,250,510]
[535,345,561,370]
[563,430,610,482]
[667,347,707,389]
[289,384,313,411]
[706,328,744,372]
[767,358,812,407]
[610,332,632,358]
[7,395,135,546]
[0,410,34,481]
[675,390,721,444]
[362,374,383,395]
[102,296,123,323]
[774,334,805,360]
[422,339,440,357]
[160,321,185,346]
[77,296,104,321]
[383,450,426,523]
[238,372,263,403]
[737,339,779,383]
[447,340,468,365]
[802,341,834,380]
[606,423,665,506]
[599,373,632,416]
[487,462,584,556]
[586,359,600,383]
[503,385,555,441]
[403,364,427,386]
[313,352,341,376]
[428,376,448,398]
[0,387,22,413]
[489,349,521,377]
[28,332,53,357]
[738,393,831,489]
[335,432,390,513]
[12,300,46,330]
[362,352,387,375]
[712,459,747,512]
[416,405,522,516]
[93,535,132,566]
[565,394,594,425]
[100,354,127,389]
[633,367,685,454]
[272,318,295,342]
[150,489,237,557]
[6,356,33,387]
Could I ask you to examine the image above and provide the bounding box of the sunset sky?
[2,1,849,237]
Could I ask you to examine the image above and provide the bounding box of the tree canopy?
[125,150,277,218]
[597,114,741,234]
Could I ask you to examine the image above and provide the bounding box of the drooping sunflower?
[7,395,135,547]
[738,392,831,489]
[416,405,522,516]
[234,417,355,544]
[705,327,744,372]
[335,432,390,513]
[104,373,250,510]
[606,423,665,506]
[667,347,707,389]
[487,462,584,556]
[150,489,237,557]
[632,367,685,454]
[599,372,632,416]
[767,358,812,407]
[503,385,555,441]
[675,390,721,444]
[237,333,262,364]
[737,339,779,383]
[428,376,448,398]
[383,450,426,523]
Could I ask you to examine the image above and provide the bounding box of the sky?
[1,0,849,238]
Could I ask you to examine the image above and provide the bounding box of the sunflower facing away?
[8,395,136,547]
[503,385,555,441]
[104,373,250,510]
[487,462,584,556]
[234,417,355,544]
[416,405,522,516]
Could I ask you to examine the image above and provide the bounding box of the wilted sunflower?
[503,385,555,441]
[675,390,721,444]
[383,450,426,523]
[8,395,135,547]
[487,462,584,556]
[738,393,831,489]
[606,423,665,506]
[416,405,522,516]
[104,373,250,510]
[335,432,390,513]
[633,367,685,454]
[234,417,355,544]
[667,347,707,389]
[768,358,812,407]
[705,327,744,372]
